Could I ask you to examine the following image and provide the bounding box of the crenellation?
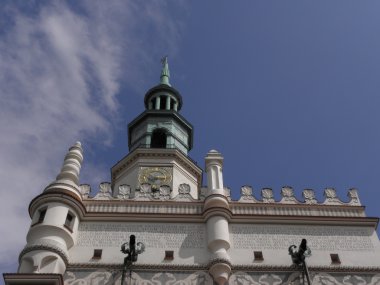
[236,186,362,206]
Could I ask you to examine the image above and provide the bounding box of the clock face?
[138,167,172,189]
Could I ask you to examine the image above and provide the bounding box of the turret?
[203,150,232,285]
[18,142,84,275]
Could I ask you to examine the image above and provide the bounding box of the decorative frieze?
[63,268,380,285]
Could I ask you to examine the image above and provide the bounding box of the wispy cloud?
[0,1,187,273]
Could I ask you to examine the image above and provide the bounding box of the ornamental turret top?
[129,58,193,154]
[144,57,183,111]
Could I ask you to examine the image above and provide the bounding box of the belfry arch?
[151,128,167,148]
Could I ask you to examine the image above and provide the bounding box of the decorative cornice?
[66,263,380,274]
[19,243,69,266]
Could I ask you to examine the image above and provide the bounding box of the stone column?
[166,96,171,110]
[155,96,161,110]
[204,150,231,285]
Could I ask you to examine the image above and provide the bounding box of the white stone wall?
[70,222,208,265]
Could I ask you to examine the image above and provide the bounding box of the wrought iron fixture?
[289,239,312,285]
[120,235,145,285]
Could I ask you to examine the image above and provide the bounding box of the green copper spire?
[160,56,171,86]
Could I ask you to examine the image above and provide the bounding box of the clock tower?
[111,57,202,199]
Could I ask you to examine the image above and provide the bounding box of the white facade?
[5,62,380,285]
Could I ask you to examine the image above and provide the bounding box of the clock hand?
[155,175,166,180]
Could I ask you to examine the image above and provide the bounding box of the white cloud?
[0,1,187,273]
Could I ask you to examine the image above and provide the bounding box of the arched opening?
[19,257,35,273]
[160,97,166,110]
[151,128,167,148]
[40,255,58,273]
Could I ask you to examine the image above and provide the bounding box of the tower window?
[37,208,47,224]
[151,129,167,148]
[64,212,75,232]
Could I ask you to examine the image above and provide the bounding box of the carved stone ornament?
[158,185,171,200]
[261,188,275,203]
[281,186,294,198]
[172,183,194,201]
[323,188,341,205]
[224,187,232,201]
[139,183,151,194]
[280,186,298,204]
[94,182,113,200]
[303,189,318,204]
[178,183,191,195]
[117,184,131,199]
[239,185,258,202]
[348,188,361,205]
[199,187,207,201]
[325,188,337,199]
[79,184,91,199]
[241,185,253,196]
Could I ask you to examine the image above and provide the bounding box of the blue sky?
[1,0,380,278]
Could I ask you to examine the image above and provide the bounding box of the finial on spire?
[55,141,84,186]
[160,56,171,86]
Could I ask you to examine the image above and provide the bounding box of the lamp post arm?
[302,260,311,285]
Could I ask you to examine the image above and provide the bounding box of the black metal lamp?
[121,235,145,285]
[289,239,312,284]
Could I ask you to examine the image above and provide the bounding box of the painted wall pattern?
[64,270,380,285]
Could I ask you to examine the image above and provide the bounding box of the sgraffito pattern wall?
[64,270,213,285]
[64,270,380,285]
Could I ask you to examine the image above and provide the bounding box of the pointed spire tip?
[160,56,171,86]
